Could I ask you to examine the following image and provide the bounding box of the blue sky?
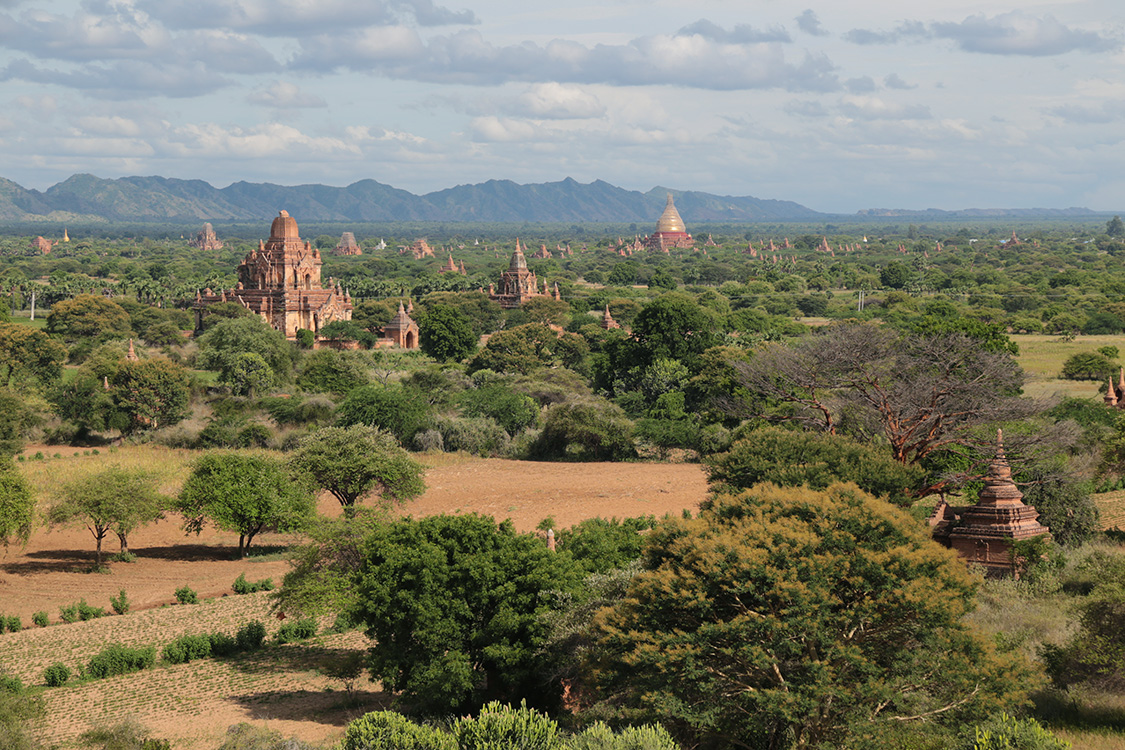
[0,0,1122,212]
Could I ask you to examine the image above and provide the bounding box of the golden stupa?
[656,193,687,233]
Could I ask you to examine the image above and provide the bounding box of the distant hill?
[0,174,1106,224]
[0,174,825,224]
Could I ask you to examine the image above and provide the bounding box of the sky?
[0,0,1123,213]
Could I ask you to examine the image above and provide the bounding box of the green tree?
[0,324,66,390]
[460,384,540,435]
[879,261,913,289]
[196,316,295,380]
[177,452,315,557]
[49,467,167,566]
[706,427,925,507]
[46,294,131,339]
[352,513,578,713]
[0,390,45,457]
[418,304,477,363]
[221,351,276,398]
[592,483,1036,750]
[1060,351,1116,381]
[289,425,426,514]
[336,385,433,445]
[0,460,34,549]
[532,398,636,461]
[468,323,560,375]
[1107,215,1125,238]
[110,358,192,433]
[649,268,677,290]
[297,349,369,395]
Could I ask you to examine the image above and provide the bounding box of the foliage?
[351,513,578,713]
[235,620,267,651]
[336,384,434,445]
[460,384,540,435]
[469,323,571,375]
[177,452,315,557]
[0,323,66,390]
[174,585,198,604]
[341,711,454,750]
[59,599,105,623]
[78,719,172,750]
[215,723,317,750]
[563,721,679,750]
[42,662,70,687]
[47,294,131,339]
[290,424,426,512]
[232,573,274,594]
[960,713,1071,750]
[297,349,369,394]
[430,416,510,456]
[1017,469,1100,547]
[110,589,130,615]
[221,351,275,397]
[0,460,34,549]
[532,398,636,461]
[274,617,317,644]
[452,700,559,750]
[1060,351,1116,381]
[418,303,477,363]
[705,426,925,507]
[591,483,1037,750]
[112,357,192,433]
[86,644,156,679]
[0,389,46,458]
[49,466,167,565]
[196,316,295,380]
[31,611,47,628]
[1042,575,1125,690]
[556,517,656,574]
[0,686,44,750]
[161,633,211,664]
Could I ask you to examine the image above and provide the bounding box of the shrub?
[232,573,274,595]
[78,720,172,750]
[162,634,212,665]
[274,618,317,644]
[235,620,267,651]
[532,399,636,461]
[31,611,47,628]
[110,590,130,616]
[237,423,273,449]
[453,701,558,750]
[4,616,20,633]
[434,416,510,456]
[342,711,454,750]
[174,586,198,605]
[960,713,1070,750]
[60,600,104,623]
[112,550,138,563]
[208,631,239,657]
[1060,351,1116,381]
[86,644,155,679]
[563,722,678,750]
[0,674,23,693]
[217,723,317,750]
[42,663,70,688]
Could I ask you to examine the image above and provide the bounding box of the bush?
[1060,351,1116,381]
[86,644,155,679]
[557,517,656,575]
[31,611,47,628]
[208,631,239,657]
[0,674,23,693]
[563,722,678,750]
[79,719,173,750]
[3,616,19,633]
[274,618,317,644]
[232,573,274,594]
[60,600,104,623]
[532,398,636,461]
[217,723,317,750]
[453,701,558,750]
[42,663,70,688]
[434,416,510,456]
[342,711,454,750]
[110,590,130,616]
[174,586,198,605]
[235,620,267,651]
[960,713,1070,750]
[237,423,273,449]
[161,634,212,665]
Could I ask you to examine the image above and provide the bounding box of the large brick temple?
[194,210,353,338]
[642,193,694,251]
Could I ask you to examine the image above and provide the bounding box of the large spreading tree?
[591,482,1036,750]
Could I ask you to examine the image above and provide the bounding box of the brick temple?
[642,193,694,251]
[193,210,353,339]
[929,430,1050,577]
[490,240,544,308]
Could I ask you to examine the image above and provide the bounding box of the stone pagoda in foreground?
[930,430,1050,577]
[194,210,352,339]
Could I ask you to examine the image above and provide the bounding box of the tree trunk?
[117,531,129,555]
[238,533,247,558]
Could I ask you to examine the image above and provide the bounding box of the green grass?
[1011,333,1125,400]
[7,313,48,329]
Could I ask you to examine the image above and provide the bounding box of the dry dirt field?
[0,450,708,749]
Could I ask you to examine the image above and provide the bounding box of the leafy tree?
[591,483,1036,750]
[110,357,192,433]
[1107,215,1125,238]
[49,467,167,566]
[459,384,540,435]
[629,292,720,367]
[649,268,677,290]
[177,452,315,557]
[297,349,369,394]
[221,351,275,398]
[352,513,578,713]
[0,390,46,457]
[533,398,636,461]
[1061,351,1117,381]
[196,300,254,331]
[1043,570,1125,690]
[706,427,926,507]
[418,304,477,363]
[607,261,639,287]
[196,316,295,380]
[0,323,66,390]
[0,460,34,549]
[336,385,433,445]
[879,261,913,289]
[468,323,563,375]
[46,294,131,339]
[556,516,656,574]
[290,425,426,514]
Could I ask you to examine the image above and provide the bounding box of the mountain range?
[0,174,1103,224]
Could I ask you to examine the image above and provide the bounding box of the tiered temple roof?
[379,302,419,349]
[193,211,352,339]
[189,222,223,251]
[930,430,1050,577]
[490,240,545,308]
[333,231,362,256]
[643,194,694,251]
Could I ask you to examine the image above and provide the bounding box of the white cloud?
[469,116,542,142]
[247,80,327,108]
[510,83,605,119]
[838,95,931,120]
[932,12,1119,56]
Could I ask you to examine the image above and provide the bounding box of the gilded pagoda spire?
[655,193,687,234]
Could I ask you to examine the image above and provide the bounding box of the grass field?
[1094,490,1125,530]
[1012,333,1125,400]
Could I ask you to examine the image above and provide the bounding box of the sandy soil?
[0,453,708,625]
